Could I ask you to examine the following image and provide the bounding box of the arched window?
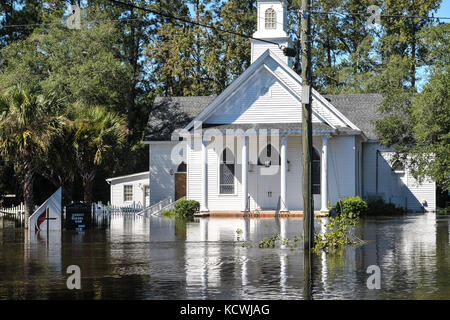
[177,162,187,173]
[312,148,320,194]
[258,144,280,166]
[219,148,235,194]
[265,8,276,29]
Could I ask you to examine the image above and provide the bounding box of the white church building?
[110,0,436,213]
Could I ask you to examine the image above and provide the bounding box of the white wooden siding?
[109,173,149,207]
[405,173,436,211]
[251,40,289,65]
[265,58,347,128]
[203,55,351,129]
[204,68,321,124]
[362,142,436,212]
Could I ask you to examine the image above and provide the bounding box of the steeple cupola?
[251,0,291,65]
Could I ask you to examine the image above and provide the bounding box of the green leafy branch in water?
[234,229,301,250]
[312,214,365,255]
[258,233,280,248]
[233,228,254,248]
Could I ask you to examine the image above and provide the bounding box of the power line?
[0,2,285,49]
[0,17,146,29]
[107,0,281,47]
[301,8,450,21]
[2,2,447,39]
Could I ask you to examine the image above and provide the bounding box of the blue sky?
[436,0,450,17]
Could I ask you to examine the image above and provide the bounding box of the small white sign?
[302,85,310,104]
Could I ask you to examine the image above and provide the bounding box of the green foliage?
[437,207,450,215]
[366,199,405,216]
[161,209,176,218]
[146,0,256,96]
[0,85,65,221]
[70,104,127,203]
[408,65,450,191]
[375,22,449,192]
[312,214,362,254]
[233,228,253,248]
[233,229,300,250]
[258,233,281,248]
[334,196,368,218]
[0,4,146,204]
[174,199,200,218]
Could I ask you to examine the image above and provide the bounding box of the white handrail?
[137,196,187,217]
[137,196,172,217]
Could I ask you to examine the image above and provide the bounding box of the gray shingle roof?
[144,94,383,141]
[144,96,216,141]
[324,94,383,140]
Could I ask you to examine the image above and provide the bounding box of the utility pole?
[282,0,314,251]
[301,0,314,251]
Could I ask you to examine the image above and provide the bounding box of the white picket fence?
[1,197,180,224]
[0,203,37,223]
[0,202,24,215]
[92,201,144,215]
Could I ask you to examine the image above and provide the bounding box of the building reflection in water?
[1,212,449,299]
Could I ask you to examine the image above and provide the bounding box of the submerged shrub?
[174,199,200,217]
[334,196,368,218]
[366,199,405,216]
[161,209,176,218]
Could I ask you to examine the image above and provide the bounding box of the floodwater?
[0,212,449,300]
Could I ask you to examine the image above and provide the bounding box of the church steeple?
[251,0,291,65]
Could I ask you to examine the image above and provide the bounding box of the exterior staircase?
[137,197,185,217]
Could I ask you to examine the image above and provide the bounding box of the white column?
[241,136,249,212]
[201,138,209,212]
[320,135,329,212]
[280,135,288,212]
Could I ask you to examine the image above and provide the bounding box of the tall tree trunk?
[128,3,138,140]
[23,170,34,229]
[82,175,95,204]
[62,181,73,206]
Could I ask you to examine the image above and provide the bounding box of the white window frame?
[123,184,133,202]
[265,8,276,29]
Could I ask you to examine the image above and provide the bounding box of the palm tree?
[0,86,63,228]
[70,104,127,203]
